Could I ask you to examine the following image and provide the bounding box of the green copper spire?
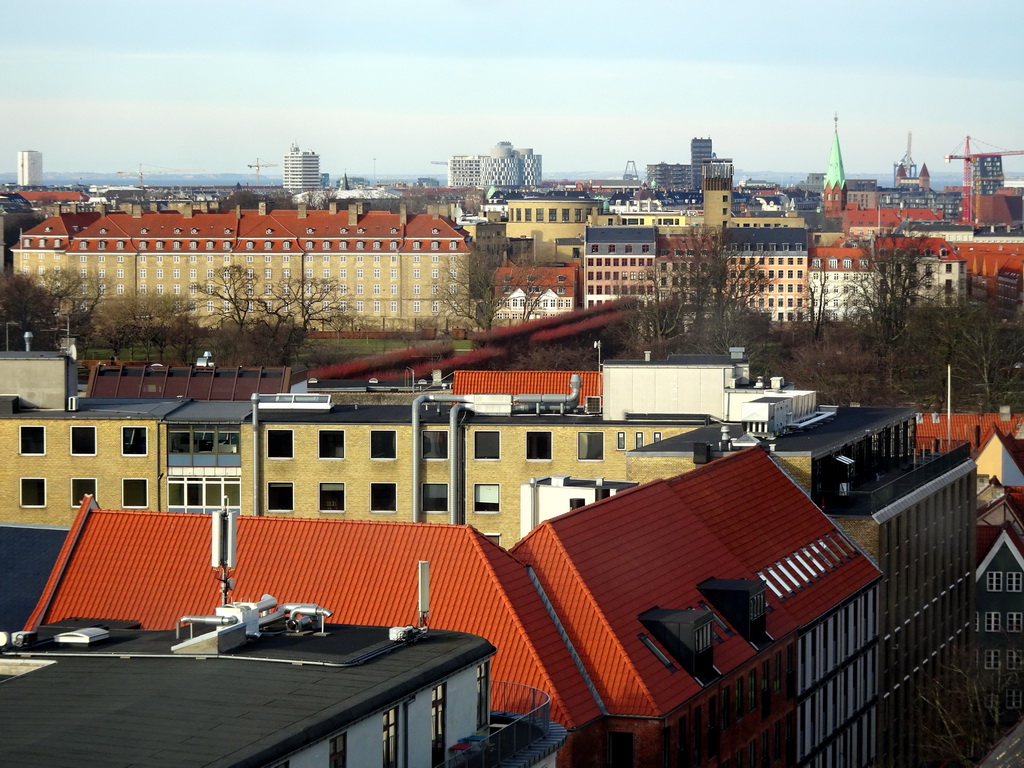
[824,114,846,189]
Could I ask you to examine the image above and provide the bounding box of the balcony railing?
[822,443,972,516]
[442,681,555,768]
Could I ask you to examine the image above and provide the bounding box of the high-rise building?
[690,137,713,188]
[447,141,541,189]
[282,143,321,191]
[17,150,42,186]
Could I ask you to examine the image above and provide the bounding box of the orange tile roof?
[915,412,1023,451]
[452,370,602,400]
[510,448,879,717]
[28,507,600,729]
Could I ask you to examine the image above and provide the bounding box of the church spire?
[824,114,846,190]
[823,114,847,217]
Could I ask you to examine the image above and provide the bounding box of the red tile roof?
[452,370,602,400]
[915,412,1023,451]
[27,506,600,729]
[977,523,1024,564]
[16,191,89,203]
[510,448,879,717]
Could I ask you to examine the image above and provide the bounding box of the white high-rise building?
[447,141,541,189]
[17,150,42,186]
[282,144,321,191]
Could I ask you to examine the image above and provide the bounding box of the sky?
[4,0,1024,181]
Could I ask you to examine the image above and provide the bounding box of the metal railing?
[441,681,552,768]
[823,443,972,516]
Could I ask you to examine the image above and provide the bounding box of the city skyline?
[4,0,1024,180]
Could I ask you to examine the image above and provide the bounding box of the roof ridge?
[25,496,97,630]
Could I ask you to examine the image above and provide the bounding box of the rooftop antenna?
[417,560,430,630]
[211,509,238,605]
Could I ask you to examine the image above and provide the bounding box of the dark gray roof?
[0,524,68,630]
[0,624,493,768]
[584,226,656,244]
[726,227,808,249]
[0,399,188,421]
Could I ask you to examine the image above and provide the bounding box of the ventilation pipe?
[410,375,581,523]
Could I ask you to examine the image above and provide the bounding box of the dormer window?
[391,228,398,234]
[100,228,108,234]
[191,228,199,234]
[357,228,365,234]
[413,241,421,250]
[341,228,348,234]
[265,228,273,235]
[174,228,182,234]
[44,226,53,232]
[432,228,440,234]
[224,228,232,235]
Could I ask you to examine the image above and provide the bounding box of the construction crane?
[248,158,279,186]
[117,163,202,188]
[429,161,448,166]
[945,136,1024,224]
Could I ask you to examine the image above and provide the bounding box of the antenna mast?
[211,509,238,605]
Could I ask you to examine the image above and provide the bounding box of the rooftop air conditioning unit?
[585,396,602,414]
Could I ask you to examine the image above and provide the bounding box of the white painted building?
[17,150,42,186]
[447,141,542,189]
[282,143,321,191]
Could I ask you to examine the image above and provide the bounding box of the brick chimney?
[182,204,193,219]
[399,203,408,226]
[348,203,359,226]
[259,202,268,216]
[329,201,338,215]
[297,204,307,219]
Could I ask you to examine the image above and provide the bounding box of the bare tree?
[268,271,337,331]
[195,264,257,328]
[438,246,507,331]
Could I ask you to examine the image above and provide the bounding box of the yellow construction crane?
[248,158,279,186]
[117,163,202,188]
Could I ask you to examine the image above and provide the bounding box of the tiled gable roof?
[452,370,601,400]
[27,508,599,728]
[915,412,1023,451]
[511,448,879,717]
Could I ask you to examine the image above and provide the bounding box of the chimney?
[329,201,338,215]
[644,350,651,361]
[235,204,242,220]
[131,203,143,218]
[348,203,359,226]
[297,204,307,219]
[399,203,408,226]
[95,203,107,216]
[258,202,267,216]
[68,202,79,214]
[1001,405,1012,421]
[182,205,193,219]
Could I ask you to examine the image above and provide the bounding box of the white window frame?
[70,425,97,457]
[577,431,605,461]
[318,429,346,459]
[266,428,294,459]
[1009,572,1023,592]
[319,482,346,513]
[121,426,148,457]
[20,425,46,456]
[70,478,96,508]
[421,483,449,514]
[267,481,294,513]
[474,483,500,514]
[122,478,149,509]
[988,571,1004,592]
[20,477,46,508]
[986,611,1001,632]
[370,482,398,513]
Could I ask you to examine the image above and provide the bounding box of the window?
[370,430,397,459]
[422,431,448,459]
[267,482,294,512]
[122,426,147,456]
[431,684,446,767]
[319,430,345,459]
[70,426,96,456]
[1009,612,1023,632]
[526,431,552,460]
[475,431,500,460]
[71,478,96,507]
[1009,651,1023,670]
[382,706,399,768]
[1009,572,1023,592]
[474,484,500,513]
[476,661,490,730]
[635,431,644,449]
[21,478,46,507]
[986,612,1002,632]
[319,482,345,512]
[20,426,45,455]
[616,431,626,450]
[1008,690,1023,710]
[122,479,148,508]
[988,571,1004,592]
[985,649,1001,670]
[329,733,347,768]
[578,432,604,460]
[422,483,448,513]
[370,483,397,512]
[266,429,293,459]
